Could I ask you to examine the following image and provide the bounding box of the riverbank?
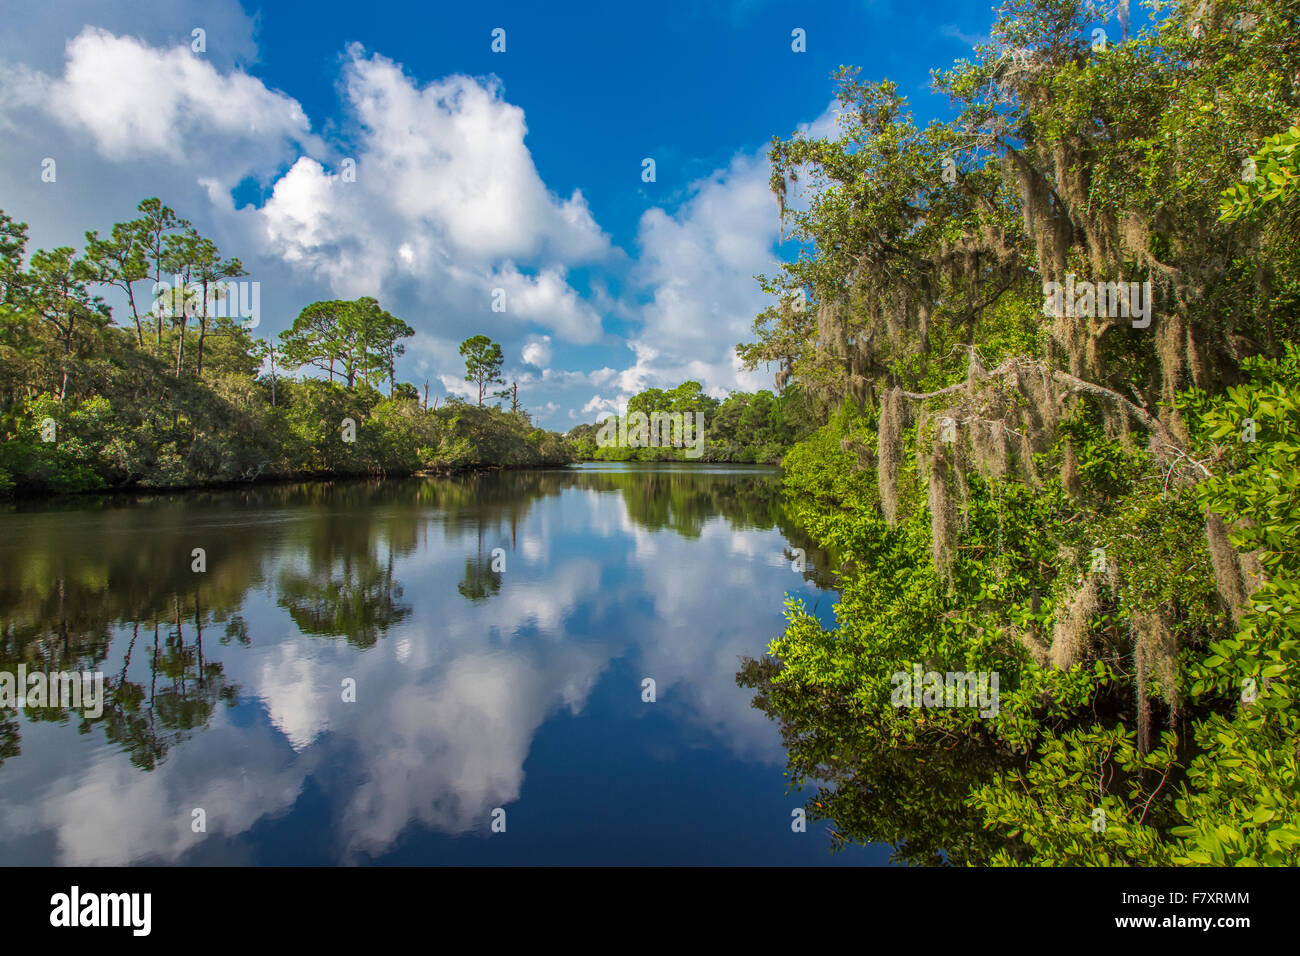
[0,458,578,503]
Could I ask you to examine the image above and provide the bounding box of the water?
[0,463,883,865]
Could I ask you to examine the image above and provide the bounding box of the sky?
[0,0,1074,430]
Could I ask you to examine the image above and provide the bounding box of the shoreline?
[2,459,791,506]
[0,460,578,504]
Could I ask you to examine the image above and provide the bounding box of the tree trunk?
[195,278,209,378]
[152,234,171,352]
[175,310,186,377]
[59,328,71,402]
[127,286,144,347]
[155,260,164,348]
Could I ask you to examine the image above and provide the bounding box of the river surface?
[0,463,884,865]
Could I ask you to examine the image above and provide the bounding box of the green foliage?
[1220,124,1300,223]
[1169,345,1300,865]
[752,367,1300,864]
[738,0,1300,866]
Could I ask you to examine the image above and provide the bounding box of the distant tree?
[85,220,148,347]
[133,198,186,349]
[349,297,414,393]
[159,228,244,378]
[278,297,412,390]
[460,335,505,407]
[191,239,246,378]
[628,387,668,417]
[0,211,26,304]
[160,226,200,375]
[667,380,718,414]
[279,300,350,382]
[25,247,110,401]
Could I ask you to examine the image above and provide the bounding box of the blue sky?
[0,0,1125,429]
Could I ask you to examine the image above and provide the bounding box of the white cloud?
[439,374,479,401]
[487,264,602,343]
[521,335,552,368]
[240,45,612,348]
[581,394,622,418]
[1,27,314,173]
[603,147,794,400]
[939,23,991,48]
[243,45,613,287]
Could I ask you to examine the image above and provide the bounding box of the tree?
[85,220,148,347]
[0,211,26,305]
[279,297,412,390]
[279,299,349,381]
[391,382,420,403]
[24,247,110,401]
[133,198,186,350]
[191,239,246,378]
[161,226,200,377]
[348,296,413,393]
[460,335,504,407]
[735,0,1300,866]
[0,198,577,496]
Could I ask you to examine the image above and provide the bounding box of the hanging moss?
[877,387,905,524]
[1013,625,1051,667]
[928,443,958,585]
[840,434,875,472]
[1133,608,1181,720]
[1239,549,1266,597]
[970,419,1009,481]
[1206,510,1247,619]
[848,373,869,408]
[1060,441,1083,500]
[1051,576,1100,671]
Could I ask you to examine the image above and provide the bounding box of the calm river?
[0,463,884,864]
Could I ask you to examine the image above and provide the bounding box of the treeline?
[739,0,1300,864]
[566,380,817,462]
[0,199,575,495]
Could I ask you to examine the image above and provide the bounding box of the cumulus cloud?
[572,100,840,413]
[239,45,612,347]
[0,26,315,174]
[595,148,789,405]
[521,335,552,367]
[581,394,622,419]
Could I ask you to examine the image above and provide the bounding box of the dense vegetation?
[738,0,1300,865]
[0,200,574,496]
[567,380,817,462]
